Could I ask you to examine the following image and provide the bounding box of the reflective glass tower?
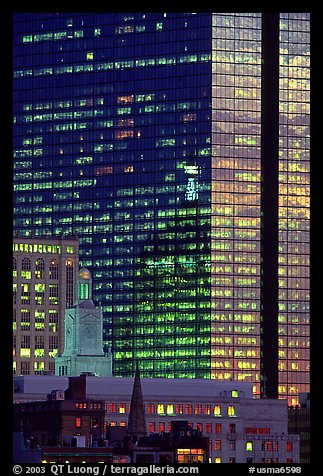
[13,13,310,404]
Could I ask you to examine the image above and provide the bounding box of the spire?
[127,362,147,442]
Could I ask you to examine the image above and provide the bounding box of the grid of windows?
[211,13,262,395]
[13,240,78,375]
[13,13,310,400]
[278,13,310,405]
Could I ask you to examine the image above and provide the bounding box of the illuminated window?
[75,418,82,428]
[231,390,239,398]
[215,424,222,434]
[214,405,221,417]
[229,424,235,434]
[246,442,253,451]
[147,403,155,414]
[286,441,293,452]
[148,422,155,433]
[228,405,236,417]
[35,258,44,279]
[215,440,221,451]
[117,95,133,104]
[195,404,202,415]
[158,422,165,432]
[205,424,212,433]
[49,259,59,279]
[215,457,222,463]
[185,404,193,415]
[21,258,31,279]
[157,403,165,415]
[166,404,174,415]
[119,403,127,414]
[204,405,211,415]
[176,404,183,414]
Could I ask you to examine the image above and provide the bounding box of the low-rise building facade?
[13,375,299,463]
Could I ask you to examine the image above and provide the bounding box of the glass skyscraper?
[13,12,310,405]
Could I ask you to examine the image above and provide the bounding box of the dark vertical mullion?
[261,13,280,399]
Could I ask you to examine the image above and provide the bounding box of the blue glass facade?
[13,13,310,404]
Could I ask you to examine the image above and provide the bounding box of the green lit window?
[79,282,89,300]
[34,349,44,358]
[232,390,239,398]
[22,35,33,43]
[34,361,45,372]
[35,283,45,293]
[246,441,253,451]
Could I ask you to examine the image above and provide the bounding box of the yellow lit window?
[214,405,221,417]
[157,403,165,415]
[119,403,127,414]
[215,457,222,463]
[20,349,30,357]
[166,404,174,415]
[228,405,236,417]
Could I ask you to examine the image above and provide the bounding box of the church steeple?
[127,362,147,442]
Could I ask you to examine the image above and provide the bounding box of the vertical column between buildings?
[261,13,279,399]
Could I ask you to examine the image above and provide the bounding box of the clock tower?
[55,268,112,376]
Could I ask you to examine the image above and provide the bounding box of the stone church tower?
[55,268,112,377]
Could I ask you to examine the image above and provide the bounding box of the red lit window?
[176,404,183,414]
[204,405,211,415]
[75,417,81,428]
[266,441,273,451]
[215,440,221,451]
[167,422,171,432]
[148,422,155,433]
[109,402,117,413]
[205,423,212,433]
[215,423,222,434]
[245,427,270,435]
[147,404,155,414]
[185,404,193,415]
[119,421,127,427]
[274,441,279,452]
[286,441,293,452]
[195,404,202,415]
[158,422,165,433]
[229,424,236,434]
